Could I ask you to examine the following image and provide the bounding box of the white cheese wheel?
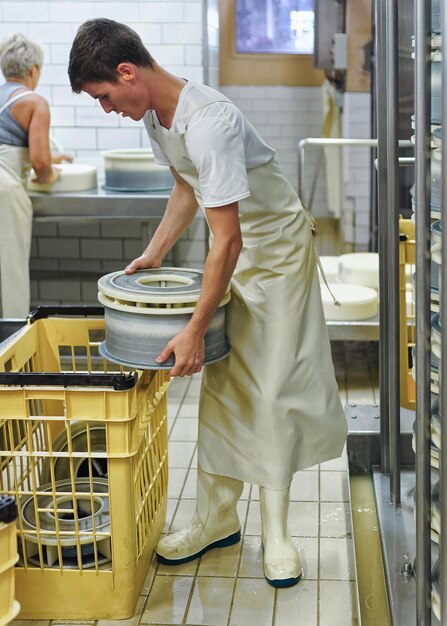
[27,163,97,192]
[406,290,415,317]
[317,256,340,283]
[338,252,379,289]
[101,148,173,191]
[321,282,378,321]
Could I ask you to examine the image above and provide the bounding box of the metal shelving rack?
[414,0,433,622]
[298,3,443,621]
[373,0,444,624]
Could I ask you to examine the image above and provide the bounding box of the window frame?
[219,0,324,86]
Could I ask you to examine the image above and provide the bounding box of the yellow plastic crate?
[0,312,170,619]
[399,218,416,410]
[0,498,20,626]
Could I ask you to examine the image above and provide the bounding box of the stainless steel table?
[29,184,172,222]
[326,314,380,341]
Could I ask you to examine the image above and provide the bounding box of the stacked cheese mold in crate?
[0,306,170,620]
[0,496,20,626]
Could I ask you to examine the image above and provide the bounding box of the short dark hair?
[68,18,154,93]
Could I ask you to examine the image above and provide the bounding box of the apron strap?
[0,90,34,116]
[301,206,341,307]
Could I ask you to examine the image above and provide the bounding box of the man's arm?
[125,167,199,272]
[156,201,243,377]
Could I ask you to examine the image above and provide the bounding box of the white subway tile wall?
[342,93,372,248]
[1,1,205,159]
[205,0,219,87]
[0,1,370,305]
[220,85,330,216]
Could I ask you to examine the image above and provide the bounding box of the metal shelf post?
[415,0,433,622]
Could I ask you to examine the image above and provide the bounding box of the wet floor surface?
[12,341,380,626]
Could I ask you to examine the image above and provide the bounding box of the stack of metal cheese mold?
[98,268,231,370]
[0,306,170,620]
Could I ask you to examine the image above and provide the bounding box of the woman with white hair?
[0,33,71,317]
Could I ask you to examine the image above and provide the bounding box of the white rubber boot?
[260,486,303,587]
[156,468,243,565]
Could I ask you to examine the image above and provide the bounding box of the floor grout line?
[317,465,321,626]
[226,483,253,626]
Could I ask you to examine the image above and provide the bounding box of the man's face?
[83,77,147,121]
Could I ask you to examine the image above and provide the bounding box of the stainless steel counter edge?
[29,185,173,221]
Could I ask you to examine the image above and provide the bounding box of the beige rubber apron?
[0,90,33,317]
[150,97,347,489]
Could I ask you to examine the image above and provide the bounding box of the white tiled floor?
[12,341,380,626]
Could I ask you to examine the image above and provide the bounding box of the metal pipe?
[202,0,210,87]
[297,139,379,204]
[370,47,379,254]
[375,0,391,475]
[440,0,447,622]
[374,157,416,169]
[297,138,413,147]
[397,157,416,166]
[415,0,433,621]
[297,138,413,203]
[385,0,401,506]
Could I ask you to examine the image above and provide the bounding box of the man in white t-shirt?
[69,19,347,589]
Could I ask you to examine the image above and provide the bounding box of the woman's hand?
[32,166,60,185]
[51,153,73,164]
[156,327,205,377]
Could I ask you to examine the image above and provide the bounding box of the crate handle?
[27,305,104,323]
[0,371,138,390]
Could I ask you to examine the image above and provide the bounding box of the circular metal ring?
[40,423,107,485]
[21,477,110,547]
[98,268,205,304]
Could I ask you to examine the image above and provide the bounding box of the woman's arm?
[11,94,67,182]
[156,201,242,377]
[19,96,59,183]
[125,166,199,272]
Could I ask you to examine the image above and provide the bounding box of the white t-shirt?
[143,82,275,207]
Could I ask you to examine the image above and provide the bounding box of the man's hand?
[125,253,161,274]
[156,326,205,377]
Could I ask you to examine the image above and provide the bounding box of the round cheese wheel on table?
[317,256,340,283]
[321,282,378,321]
[338,252,379,289]
[27,163,97,192]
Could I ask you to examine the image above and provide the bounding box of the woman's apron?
[150,98,347,489]
[0,90,34,317]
